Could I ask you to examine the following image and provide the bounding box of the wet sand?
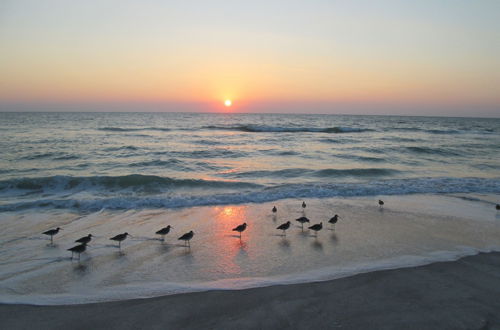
[1,251,500,330]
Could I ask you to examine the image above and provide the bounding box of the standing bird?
[155,225,172,241]
[296,216,310,230]
[302,201,307,209]
[272,206,277,213]
[308,222,323,237]
[378,200,384,208]
[328,215,340,230]
[232,223,247,238]
[110,232,131,249]
[68,243,87,260]
[276,221,291,236]
[43,227,61,244]
[75,234,93,245]
[178,231,194,247]
[496,204,500,210]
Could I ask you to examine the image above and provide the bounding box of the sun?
[224,99,232,107]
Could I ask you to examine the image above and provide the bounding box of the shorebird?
[155,225,172,241]
[272,206,277,213]
[378,200,384,208]
[75,234,93,245]
[302,201,307,209]
[276,221,291,236]
[328,215,340,230]
[296,216,310,230]
[110,232,131,249]
[232,223,247,238]
[308,222,323,237]
[68,243,87,260]
[43,227,61,244]
[178,231,194,247]
[496,204,500,210]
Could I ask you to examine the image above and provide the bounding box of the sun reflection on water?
[210,205,251,275]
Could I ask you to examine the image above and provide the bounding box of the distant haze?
[0,0,499,117]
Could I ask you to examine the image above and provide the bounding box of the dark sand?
[1,252,500,330]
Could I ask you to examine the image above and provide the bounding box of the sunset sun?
[224,99,232,107]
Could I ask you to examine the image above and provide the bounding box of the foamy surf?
[1,194,499,305]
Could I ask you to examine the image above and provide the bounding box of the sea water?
[0,112,499,304]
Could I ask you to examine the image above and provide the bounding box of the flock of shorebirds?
[42,200,500,261]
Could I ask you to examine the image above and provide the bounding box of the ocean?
[1,112,499,304]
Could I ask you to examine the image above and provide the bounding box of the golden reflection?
[211,205,251,275]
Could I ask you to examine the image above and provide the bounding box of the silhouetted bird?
[75,234,93,245]
[379,200,384,207]
[296,216,310,229]
[329,215,340,230]
[43,227,61,244]
[496,204,500,210]
[308,222,323,237]
[178,231,194,247]
[302,201,307,209]
[276,221,291,236]
[232,223,247,238]
[68,244,87,260]
[155,225,172,241]
[110,232,130,248]
[272,206,277,213]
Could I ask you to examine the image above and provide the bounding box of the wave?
[334,154,386,163]
[103,146,140,152]
[386,127,462,134]
[19,152,81,161]
[1,246,494,305]
[1,177,499,212]
[154,150,246,159]
[128,159,185,168]
[405,146,461,157]
[98,127,171,132]
[203,125,373,133]
[0,175,261,195]
[222,168,398,179]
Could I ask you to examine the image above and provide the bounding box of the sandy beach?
[2,251,500,330]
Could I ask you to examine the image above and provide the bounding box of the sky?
[0,0,499,116]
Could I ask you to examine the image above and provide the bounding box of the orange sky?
[0,1,499,116]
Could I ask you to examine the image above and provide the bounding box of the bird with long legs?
[155,225,172,241]
[75,234,93,245]
[178,231,194,247]
[68,243,87,260]
[328,215,341,231]
[296,216,310,230]
[308,222,323,237]
[276,221,291,236]
[110,232,131,249]
[302,201,307,209]
[232,223,247,239]
[43,227,61,244]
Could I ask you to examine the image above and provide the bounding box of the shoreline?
[2,251,500,329]
[1,193,500,307]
